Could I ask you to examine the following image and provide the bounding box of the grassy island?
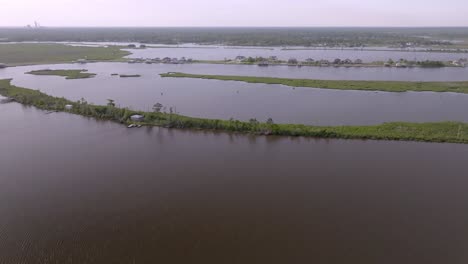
[1,79,467,144]
[27,69,96,79]
[119,74,141,78]
[160,72,468,94]
[0,43,130,66]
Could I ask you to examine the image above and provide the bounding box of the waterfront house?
[257,61,269,66]
[319,59,330,66]
[354,59,363,64]
[305,58,315,63]
[395,62,407,68]
[76,59,88,64]
[162,57,171,63]
[343,59,353,64]
[171,58,179,64]
[235,56,246,62]
[269,56,278,61]
[130,115,145,122]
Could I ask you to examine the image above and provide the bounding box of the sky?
[1,0,467,27]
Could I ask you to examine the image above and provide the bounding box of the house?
[305,58,315,63]
[171,58,179,64]
[319,59,330,66]
[343,59,353,64]
[0,63,6,69]
[269,56,278,61]
[76,59,88,64]
[257,61,269,66]
[162,57,171,63]
[354,59,363,64]
[452,59,466,67]
[130,115,144,122]
[179,57,187,63]
[333,58,342,64]
[127,44,136,48]
[395,62,407,68]
[235,56,246,62]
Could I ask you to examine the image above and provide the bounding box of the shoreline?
[1,79,467,144]
[160,72,468,94]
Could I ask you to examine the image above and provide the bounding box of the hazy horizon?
[2,0,468,27]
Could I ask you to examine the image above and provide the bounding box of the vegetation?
[160,72,468,94]
[26,69,96,79]
[119,74,141,78]
[1,78,468,144]
[0,27,458,47]
[0,43,130,66]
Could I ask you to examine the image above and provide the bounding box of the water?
[125,45,468,63]
[1,100,468,264]
[2,63,468,125]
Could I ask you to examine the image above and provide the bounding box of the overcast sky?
[1,0,467,27]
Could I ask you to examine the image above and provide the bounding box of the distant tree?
[266,118,274,125]
[288,58,298,64]
[152,102,163,113]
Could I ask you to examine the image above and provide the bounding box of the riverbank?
[26,69,96,79]
[1,79,467,144]
[160,72,468,94]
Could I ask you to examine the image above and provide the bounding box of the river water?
[1,99,468,264]
[125,45,468,63]
[1,63,468,125]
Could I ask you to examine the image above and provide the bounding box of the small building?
[65,104,73,110]
[269,56,278,61]
[257,61,269,66]
[235,56,246,62]
[0,63,6,69]
[305,58,315,63]
[130,115,145,122]
[127,44,137,48]
[162,57,171,63]
[319,59,330,66]
[343,59,353,64]
[76,59,88,64]
[395,62,407,68]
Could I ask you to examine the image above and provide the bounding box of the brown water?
[1,100,468,263]
[3,63,468,126]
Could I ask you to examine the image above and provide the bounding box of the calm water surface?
[125,45,468,63]
[2,63,468,125]
[1,99,468,263]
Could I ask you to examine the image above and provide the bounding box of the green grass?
[1,78,468,144]
[0,43,130,66]
[26,69,96,79]
[160,72,468,94]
